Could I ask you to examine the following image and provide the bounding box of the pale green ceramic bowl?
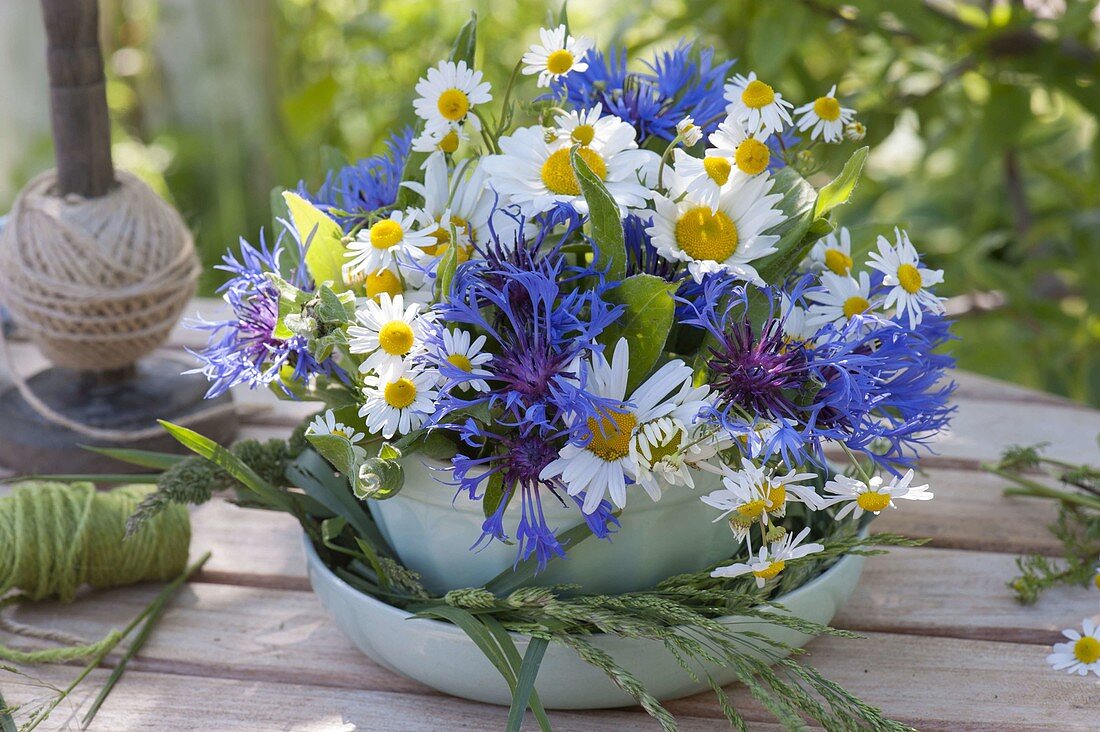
[304,536,865,708]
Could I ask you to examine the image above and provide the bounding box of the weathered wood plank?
[1,665,763,732]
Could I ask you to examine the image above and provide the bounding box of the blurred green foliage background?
[2,0,1098,403]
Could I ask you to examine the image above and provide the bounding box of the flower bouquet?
[125,12,956,730]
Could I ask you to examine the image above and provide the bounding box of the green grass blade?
[482,617,553,732]
[3,474,162,485]
[506,637,549,732]
[0,688,15,732]
[79,446,184,470]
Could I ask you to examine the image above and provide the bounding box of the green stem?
[655,135,684,192]
[494,60,525,139]
[24,552,210,732]
[1003,484,1100,512]
[839,444,873,483]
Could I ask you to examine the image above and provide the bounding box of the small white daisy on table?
[1048,618,1100,677]
[676,116,703,146]
[724,72,793,137]
[412,125,468,155]
[711,527,824,587]
[793,85,855,143]
[345,210,437,278]
[540,338,709,513]
[413,60,492,134]
[805,227,854,276]
[700,457,821,540]
[708,118,772,179]
[307,410,365,444]
[358,365,439,439]
[820,470,933,520]
[482,115,657,215]
[866,228,946,328]
[648,172,785,284]
[521,24,593,87]
[432,327,493,393]
[804,271,877,330]
[348,293,434,379]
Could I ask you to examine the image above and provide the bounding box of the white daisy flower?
[402,155,520,267]
[552,104,621,149]
[711,527,824,586]
[348,293,434,379]
[358,365,439,439]
[307,410,365,444]
[648,173,785,284]
[521,24,593,87]
[1047,618,1100,677]
[412,125,468,155]
[793,85,855,143]
[780,294,817,343]
[820,470,933,521]
[629,393,719,497]
[413,60,492,134]
[677,116,703,146]
[434,327,493,392]
[700,457,821,541]
[804,271,877,330]
[845,120,867,141]
[866,228,946,328]
[708,118,772,178]
[482,120,657,216]
[805,226,854,276]
[345,210,437,278]
[672,148,736,212]
[724,72,793,137]
[540,338,708,514]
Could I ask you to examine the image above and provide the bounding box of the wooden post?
[39,0,114,198]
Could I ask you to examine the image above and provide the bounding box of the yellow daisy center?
[370,219,404,250]
[741,80,775,109]
[753,560,786,580]
[437,89,470,121]
[737,499,768,519]
[1074,636,1100,664]
[383,377,417,409]
[546,49,575,75]
[897,263,923,294]
[439,129,461,154]
[570,124,596,146]
[813,96,841,122]
[856,491,892,513]
[1094,573,1100,591]
[703,156,732,186]
[675,207,739,263]
[541,147,607,196]
[765,484,786,512]
[585,410,637,462]
[842,296,871,319]
[446,353,473,372]
[378,320,415,356]
[365,269,404,300]
[824,248,852,275]
[734,139,770,176]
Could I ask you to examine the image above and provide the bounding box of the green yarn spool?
[0,481,191,603]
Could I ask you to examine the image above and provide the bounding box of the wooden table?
[2,298,1100,731]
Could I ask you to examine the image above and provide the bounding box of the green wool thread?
[0,481,191,663]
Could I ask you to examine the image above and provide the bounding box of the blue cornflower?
[188,228,341,399]
[453,425,619,571]
[555,43,732,143]
[298,128,413,231]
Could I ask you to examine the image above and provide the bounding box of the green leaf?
[354,457,404,500]
[283,191,348,293]
[0,688,15,732]
[307,432,359,478]
[481,618,553,732]
[79,445,184,470]
[285,448,380,542]
[506,637,550,732]
[572,146,625,280]
[558,2,571,33]
[450,12,478,67]
[435,241,460,302]
[321,516,348,543]
[482,470,511,521]
[597,274,677,391]
[159,421,292,512]
[813,146,869,220]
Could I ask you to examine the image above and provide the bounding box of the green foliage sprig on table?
[104,423,924,732]
[987,441,1100,603]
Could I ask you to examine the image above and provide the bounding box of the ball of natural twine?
[0,169,200,371]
